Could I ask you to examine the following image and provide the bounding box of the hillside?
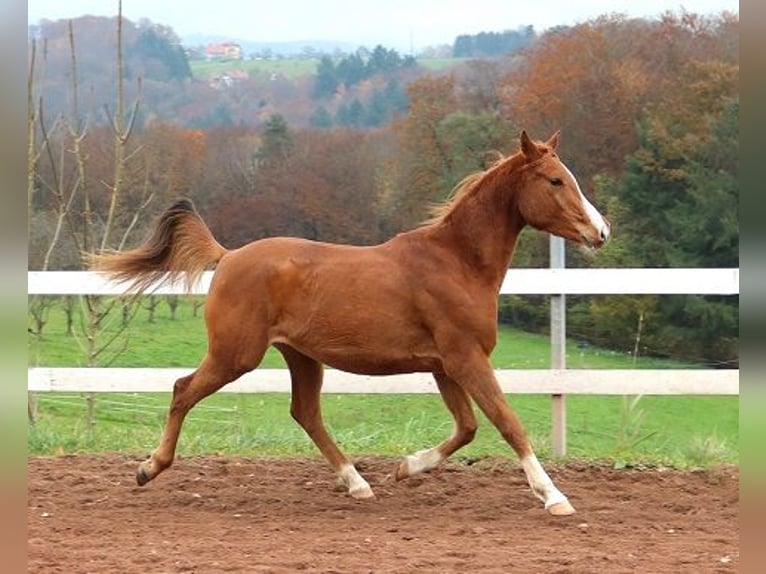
[28,15,468,129]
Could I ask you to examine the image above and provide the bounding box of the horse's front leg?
[444,351,575,516]
[396,373,477,480]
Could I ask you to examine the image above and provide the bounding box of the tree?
[585,91,738,366]
[453,35,474,58]
[140,122,207,202]
[337,51,366,87]
[453,27,535,57]
[29,3,153,431]
[336,99,364,128]
[130,25,191,82]
[257,114,293,166]
[498,12,738,184]
[288,129,383,244]
[364,90,388,127]
[367,45,401,74]
[499,17,646,180]
[679,99,738,267]
[313,55,339,99]
[383,78,408,114]
[434,111,515,191]
[207,128,386,246]
[616,66,738,268]
[310,106,333,128]
[455,59,503,114]
[383,75,458,230]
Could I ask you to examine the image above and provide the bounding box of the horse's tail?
[89,198,228,295]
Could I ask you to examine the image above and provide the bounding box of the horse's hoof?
[136,466,152,486]
[547,500,576,516]
[350,485,375,500]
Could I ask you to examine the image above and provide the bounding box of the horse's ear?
[546,130,561,150]
[520,130,540,160]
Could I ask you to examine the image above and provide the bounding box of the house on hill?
[204,42,243,61]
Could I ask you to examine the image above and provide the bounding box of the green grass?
[27,297,738,468]
[416,58,471,71]
[190,58,321,80]
[28,392,738,468]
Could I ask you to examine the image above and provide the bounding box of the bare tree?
[29,1,151,433]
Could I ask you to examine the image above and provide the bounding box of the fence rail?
[27,268,740,397]
[28,268,740,296]
[28,367,738,395]
[28,268,739,454]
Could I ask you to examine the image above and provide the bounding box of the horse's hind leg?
[277,344,374,499]
[136,353,242,486]
[396,373,477,480]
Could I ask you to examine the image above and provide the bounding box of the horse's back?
[214,235,396,288]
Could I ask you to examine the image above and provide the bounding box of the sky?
[27,0,739,51]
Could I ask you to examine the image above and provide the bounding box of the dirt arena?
[28,455,738,573]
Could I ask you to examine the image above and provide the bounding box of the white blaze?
[562,162,609,239]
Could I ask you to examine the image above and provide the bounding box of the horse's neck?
[431,177,525,291]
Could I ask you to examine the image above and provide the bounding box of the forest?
[27,10,739,368]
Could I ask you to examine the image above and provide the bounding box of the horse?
[92,130,610,516]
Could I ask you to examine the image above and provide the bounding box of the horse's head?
[514,130,610,249]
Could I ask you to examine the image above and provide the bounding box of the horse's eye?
[550,178,564,187]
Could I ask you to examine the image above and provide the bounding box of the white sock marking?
[338,464,372,497]
[521,454,569,509]
[404,448,444,476]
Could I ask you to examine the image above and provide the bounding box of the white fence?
[29,268,740,296]
[28,268,739,454]
[28,367,738,395]
[28,268,739,395]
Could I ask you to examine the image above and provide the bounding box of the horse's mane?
[423,149,527,226]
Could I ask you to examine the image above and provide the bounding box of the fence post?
[550,235,566,457]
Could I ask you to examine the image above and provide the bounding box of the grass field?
[416,58,471,71]
[28,297,738,468]
[190,58,320,80]
[188,57,465,80]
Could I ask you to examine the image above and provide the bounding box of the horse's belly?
[319,351,441,376]
[271,327,441,376]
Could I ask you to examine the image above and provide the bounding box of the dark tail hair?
[89,199,228,294]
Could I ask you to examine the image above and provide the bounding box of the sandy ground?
[28,455,738,573]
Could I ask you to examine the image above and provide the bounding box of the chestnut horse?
[93,130,610,516]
